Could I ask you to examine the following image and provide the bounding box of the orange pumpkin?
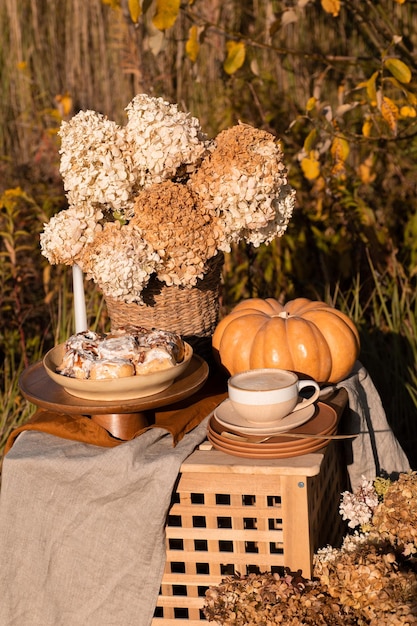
[212,297,360,383]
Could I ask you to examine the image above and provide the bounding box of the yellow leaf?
[152,0,180,31]
[380,96,399,134]
[366,72,378,105]
[330,136,349,163]
[358,155,376,185]
[128,0,141,23]
[405,90,417,106]
[303,129,317,153]
[185,25,199,62]
[384,58,412,84]
[301,156,320,180]
[400,105,417,118]
[362,118,373,137]
[321,0,340,17]
[306,97,317,112]
[55,93,73,117]
[331,161,346,179]
[223,41,246,75]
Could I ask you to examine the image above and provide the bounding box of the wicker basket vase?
[105,254,224,362]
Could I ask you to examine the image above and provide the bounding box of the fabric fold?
[336,361,411,490]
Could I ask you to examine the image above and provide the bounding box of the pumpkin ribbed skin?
[212,297,360,383]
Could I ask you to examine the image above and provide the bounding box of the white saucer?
[214,399,316,435]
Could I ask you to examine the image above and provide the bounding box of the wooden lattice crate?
[152,390,348,624]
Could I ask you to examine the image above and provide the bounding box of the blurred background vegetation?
[2,0,417,468]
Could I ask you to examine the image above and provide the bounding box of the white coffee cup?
[227,368,320,424]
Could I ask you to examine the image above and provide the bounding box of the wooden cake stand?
[19,355,209,440]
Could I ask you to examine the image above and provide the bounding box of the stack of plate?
[207,398,338,459]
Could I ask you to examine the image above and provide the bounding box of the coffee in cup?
[227,368,320,424]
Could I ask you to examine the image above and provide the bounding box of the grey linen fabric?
[0,419,210,626]
[336,361,411,491]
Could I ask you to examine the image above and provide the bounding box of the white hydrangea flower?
[340,531,369,552]
[40,203,103,265]
[314,532,368,565]
[339,476,379,529]
[242,184,296,247]
[78,222,160,303]
[59,110,136,218]
[125,94,210,188]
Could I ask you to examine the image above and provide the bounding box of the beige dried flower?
[40,203,103,265]
[78,221,160,303]
[314,539,417,623]
[189,123,296,251]
[203,571,363,625]
[125,94,211,188]
[59,110,136,219]
[371,471,417,556]
[131,181,219,287]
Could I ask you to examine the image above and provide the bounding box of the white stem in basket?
[72,264,88,333]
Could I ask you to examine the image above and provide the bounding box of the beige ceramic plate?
[214,398,316,435]
[43,342,193,401]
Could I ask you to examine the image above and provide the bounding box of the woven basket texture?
[105,254,224,359]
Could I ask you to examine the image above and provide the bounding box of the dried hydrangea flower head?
[59,110,135,219]
[371,471,417,556]
[78,221,160,303]
[40,203,103,266]
[314,537,417,623]
[131,181,220,287]
[125,94,212,189]
[188,123,296,251]
[339,475,379,530]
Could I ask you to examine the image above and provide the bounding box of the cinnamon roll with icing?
[56,327,186,380]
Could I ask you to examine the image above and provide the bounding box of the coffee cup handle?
[292,380,320,412]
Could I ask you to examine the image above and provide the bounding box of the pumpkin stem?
[277,311,290,319]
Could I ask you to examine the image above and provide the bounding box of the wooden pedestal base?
[90,412,151,440]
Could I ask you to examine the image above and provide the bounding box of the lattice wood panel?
[152,428,348,624]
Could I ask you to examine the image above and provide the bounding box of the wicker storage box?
[152,391,349,624]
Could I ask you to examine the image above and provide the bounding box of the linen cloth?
[335,361,411,491]
[0,419,212,626]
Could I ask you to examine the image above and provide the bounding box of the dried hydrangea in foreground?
[203,544,417,625]
[131,181,220,288]
[125,94,212,188]
[203,570,364,625]
[41,94,296,303]
[204,472,417,625]
[314,537,417,625]
[371,471,417,557]
[59,110,135,217]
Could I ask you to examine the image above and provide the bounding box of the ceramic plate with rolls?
[43,327,193,401]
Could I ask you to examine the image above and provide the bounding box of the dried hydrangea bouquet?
[41,94,295,347]
[203,472,417,625]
